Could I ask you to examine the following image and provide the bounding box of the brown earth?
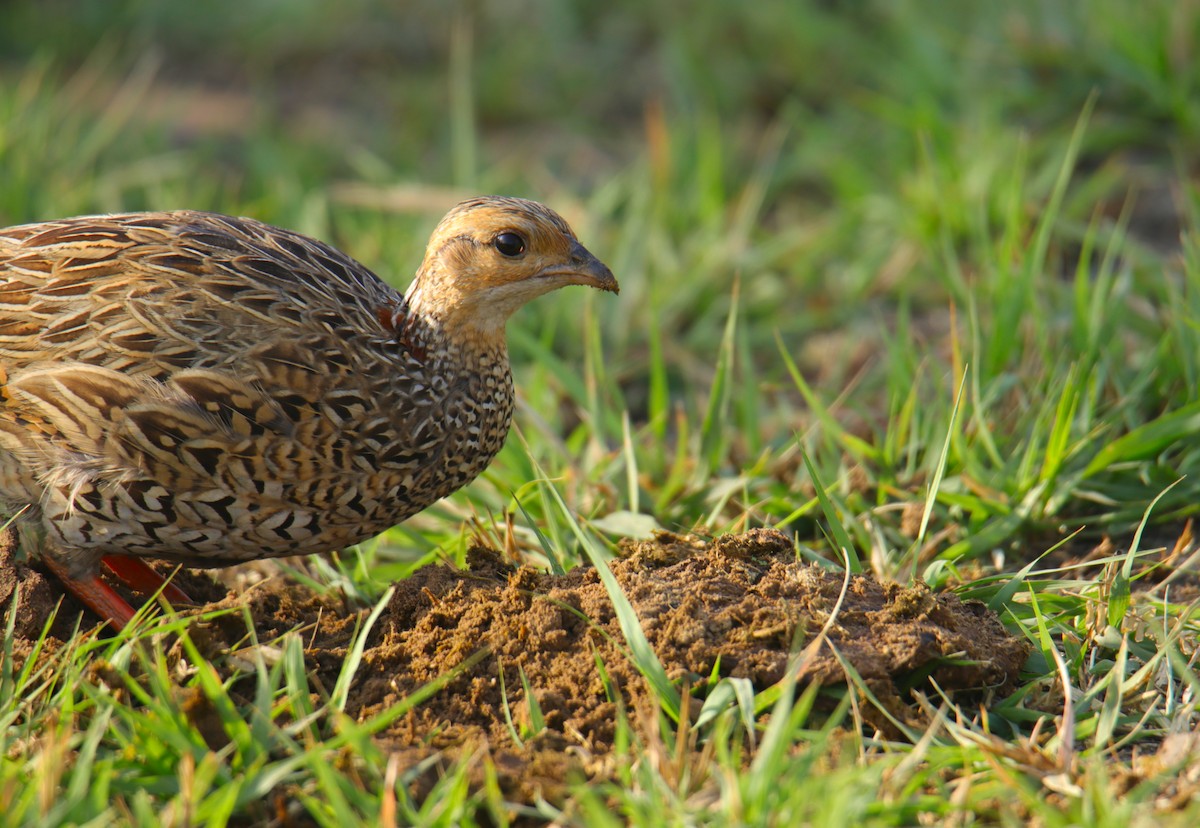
[0,527,1029,804]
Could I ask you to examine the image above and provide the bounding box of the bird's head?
[404,196,617,346]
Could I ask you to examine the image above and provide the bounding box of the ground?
[1,527,1028,805]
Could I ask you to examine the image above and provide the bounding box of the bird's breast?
[368,348,516,504]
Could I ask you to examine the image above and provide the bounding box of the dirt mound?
[1,528,1029,802]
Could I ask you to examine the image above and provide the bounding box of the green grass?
[3,0,1200,824]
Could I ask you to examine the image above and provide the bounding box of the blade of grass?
[800,448,862,573]
[332,585,396,712]
[526,454,681,720]
[912,366,968,579]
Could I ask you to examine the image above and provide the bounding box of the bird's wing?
[0,359,401,562]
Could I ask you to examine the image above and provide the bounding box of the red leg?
[39,555,138,631]
[101,556,193,605]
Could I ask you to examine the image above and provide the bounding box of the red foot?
[101,556,193,606]
[40,556,138,631]
[38,556,195,632]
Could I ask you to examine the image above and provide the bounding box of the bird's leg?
[24,524,192,630]
[38,554,138,631]
[101,556,193,605]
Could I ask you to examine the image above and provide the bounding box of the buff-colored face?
[407,196,617,338]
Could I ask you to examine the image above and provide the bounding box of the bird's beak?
[545,241,619,294]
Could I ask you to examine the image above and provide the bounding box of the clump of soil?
[1,528,1029,802]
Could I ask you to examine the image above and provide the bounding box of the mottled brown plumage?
[0,196,616,627]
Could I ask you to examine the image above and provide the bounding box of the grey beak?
[567,240,618,294]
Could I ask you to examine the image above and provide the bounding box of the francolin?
[0,196,617,629]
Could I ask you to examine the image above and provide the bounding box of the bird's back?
[0,210,401,374]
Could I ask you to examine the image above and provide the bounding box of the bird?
[0,196,617,630]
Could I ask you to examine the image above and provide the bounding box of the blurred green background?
[3,0,1191,340]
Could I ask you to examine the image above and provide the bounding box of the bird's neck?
[390,294,505,372]
[401,270,510,358]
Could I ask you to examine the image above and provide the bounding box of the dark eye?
[493,232,526,257]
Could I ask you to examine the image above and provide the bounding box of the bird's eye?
[493,232,526,257]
